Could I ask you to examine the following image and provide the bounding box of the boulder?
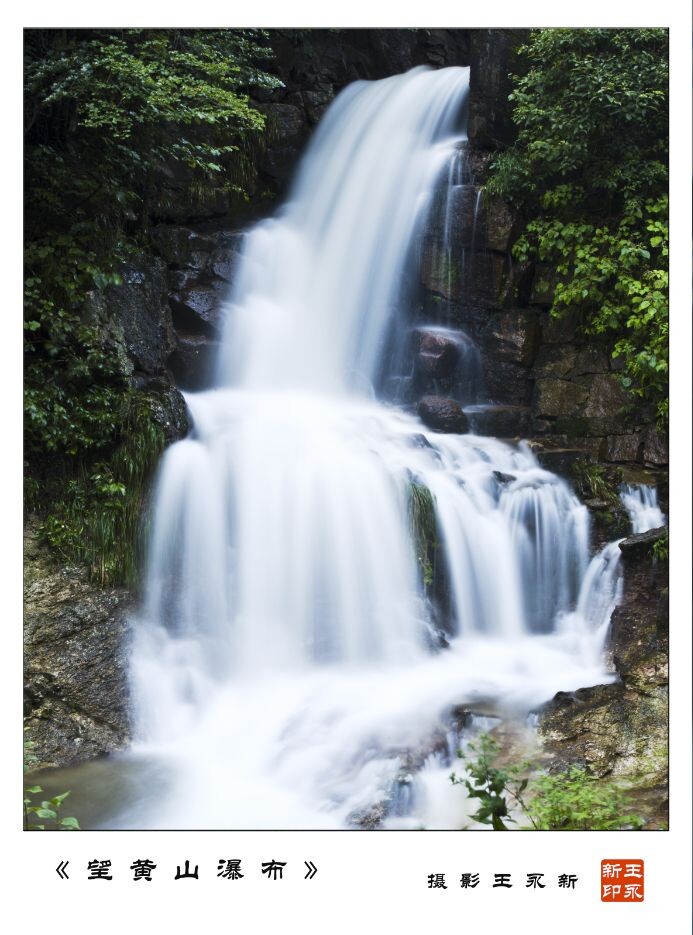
[170,280,229,335]
[417,396,469,433]
[414,329,461,379]
[210,233,245,282]
[132,375,190,443]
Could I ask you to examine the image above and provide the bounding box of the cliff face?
[24,29,668,779]
[24,521,132,767]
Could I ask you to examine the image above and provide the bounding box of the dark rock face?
[108,262,175,374]
[600,434,640,463]
[24,522,133,769]
[641,426,668,466]
[134,376,190,443]
[487,311,540,366]
[467,405,531,438]
[468,29,525,149]
[254,28,472,197]
[169,334,221,391]
[418,395,469,433]
[538,530,668,828]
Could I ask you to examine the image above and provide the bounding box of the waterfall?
[118,67,627,830]
[620,482,666,533]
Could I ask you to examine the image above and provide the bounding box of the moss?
[407,479,437,590]
[37,393,165,587]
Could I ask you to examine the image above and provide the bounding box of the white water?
[621,483,666,533]
[117,67,634,830]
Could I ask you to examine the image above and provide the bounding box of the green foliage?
[451,732,644,831]
[407,480,436,588]
[24,739,80,831]
[570,459,620,505]
[651,533,668,562]
[450,733,519,830]
[488,29,668,425]
[36,395,165,585]
[527,766,644,831]
[25,29,279,580]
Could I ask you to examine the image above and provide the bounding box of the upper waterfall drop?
[217,66,471,395]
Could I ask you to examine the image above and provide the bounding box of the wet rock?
[168,334,220,391]
[534,344,610,380]
[170,280,228,335]
[532,447,587,475]
[463,252,509,307]
[85,259,175,375]
[488,311,540,366]
[534,379,589,418]
[468,405,531,438]
[260,102,306,141]
[601,434,641,463]
[483,196,517,253]
[418,396,469,434]
[303,88,334,124]
[583,374,628,419]
[150,225,217,270]
[414,329,460,379]
[210,233,245,282]
[640,426,668,466]
[24,522,133,769]
[468,29,523,149]
[481,359,534,408]
[540,308,582,344]
[420,245,507,307]
[153,159,229,223]
[425,185,481,248]
[407,433,435,451]
[133,376,190,443]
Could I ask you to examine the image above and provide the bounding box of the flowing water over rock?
[100,67,645,829]
[620,483,666,534]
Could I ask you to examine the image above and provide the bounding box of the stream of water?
[75,66,662,829]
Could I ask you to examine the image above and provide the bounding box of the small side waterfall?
[115,67,650,830]
[621,482,666,533]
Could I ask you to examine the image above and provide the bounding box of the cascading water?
[112,66,630,830]
[621,482,666,533]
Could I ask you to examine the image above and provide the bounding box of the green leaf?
[35,808,58,819]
